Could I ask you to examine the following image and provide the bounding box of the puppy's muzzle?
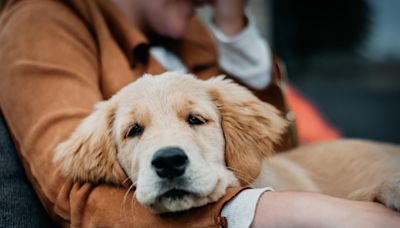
[151,147,189,179]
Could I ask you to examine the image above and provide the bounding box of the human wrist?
[251,191,338,228]
[212,0,247,37]
[213,14,246,37]
[250,191,305,228]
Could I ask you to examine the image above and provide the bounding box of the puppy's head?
[54,72,286,213]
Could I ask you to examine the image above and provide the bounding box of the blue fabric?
[0,113,54,227]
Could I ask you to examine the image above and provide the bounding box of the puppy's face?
[54,72,286,213]
[113,73,238,212]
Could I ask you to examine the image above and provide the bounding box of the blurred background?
[200,0,400,143]
[246,0,400,143]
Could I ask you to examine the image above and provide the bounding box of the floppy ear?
[54,100,126,185]
[207,76,287,185]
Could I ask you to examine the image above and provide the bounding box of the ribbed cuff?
[221,187,274,228]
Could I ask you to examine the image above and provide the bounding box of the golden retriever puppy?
[54,72,400,213]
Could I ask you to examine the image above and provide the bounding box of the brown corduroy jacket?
[0,0,296,227]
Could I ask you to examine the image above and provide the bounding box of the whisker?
[122,177,131,185]
[123,182,136,206]
[131,191,137,210]
[120,179,136,218]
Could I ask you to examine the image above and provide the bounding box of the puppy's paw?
[375,177,400,211]
[348,177,400,211]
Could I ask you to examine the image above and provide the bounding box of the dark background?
[271,0,400,143]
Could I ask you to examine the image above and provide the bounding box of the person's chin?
[165,30,185,39]
[164,22,189,39]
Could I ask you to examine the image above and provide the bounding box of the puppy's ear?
[207,76,287,184]
[54,100,126,185]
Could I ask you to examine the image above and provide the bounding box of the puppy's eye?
[127,124,144,138]
[187,114,206,126]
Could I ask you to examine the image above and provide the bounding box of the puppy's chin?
[150,193,211,213]
[144,170,240,213]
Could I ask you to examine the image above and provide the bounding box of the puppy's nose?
[151,147,189,179]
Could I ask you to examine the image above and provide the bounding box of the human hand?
[251,191,400,228]
[209,0,248,37]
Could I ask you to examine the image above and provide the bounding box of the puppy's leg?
[349,176,400,211]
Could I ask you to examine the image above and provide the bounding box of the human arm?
[222,189,400,228]
[252,191,400,228]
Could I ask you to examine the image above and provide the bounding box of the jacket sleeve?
[0,1,244,227]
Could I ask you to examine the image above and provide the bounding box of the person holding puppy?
[0,0,399,227]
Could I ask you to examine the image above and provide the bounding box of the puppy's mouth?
[159,188,192,200]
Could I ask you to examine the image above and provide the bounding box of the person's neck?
[110,0,180,45]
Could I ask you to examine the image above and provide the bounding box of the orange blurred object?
[286,86,341,144]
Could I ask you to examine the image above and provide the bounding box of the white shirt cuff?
[208,11,272,90]
[221,187,273,228]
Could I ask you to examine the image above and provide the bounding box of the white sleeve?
[208,12,272,90]
[221,187,273,228]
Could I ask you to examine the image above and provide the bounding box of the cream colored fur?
[260,140,400,211]
[54,72,400,213]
